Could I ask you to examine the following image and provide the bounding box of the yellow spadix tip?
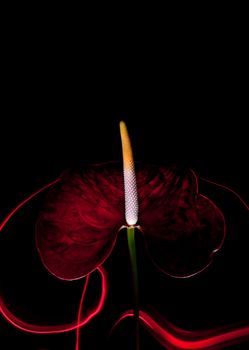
[120,121,134,170]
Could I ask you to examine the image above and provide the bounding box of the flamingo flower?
[36,122,225,281]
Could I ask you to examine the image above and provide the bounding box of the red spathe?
[36,163,225,280]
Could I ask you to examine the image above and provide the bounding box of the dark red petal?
[138,166,226,277]
[36,163,124,280]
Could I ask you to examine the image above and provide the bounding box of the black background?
[0,15,248,350]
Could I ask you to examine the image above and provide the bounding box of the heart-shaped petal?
[36,163,124,280]
[137,165,226,277]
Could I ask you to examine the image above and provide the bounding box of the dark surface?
[0,22,248,350]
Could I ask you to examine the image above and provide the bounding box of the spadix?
[119,121,139,226]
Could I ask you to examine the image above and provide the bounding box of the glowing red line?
[0,178,61,232]
[76,274,90,350]
[141,311,249,350]
[112,310,249,350]
[199,194,226,253]
[200,177,249,210]
[0,266,107,335]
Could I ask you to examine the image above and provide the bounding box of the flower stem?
[127,226,140,350]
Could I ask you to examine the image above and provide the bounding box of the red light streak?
[113,310,249,350]
[0,266,107,335]
[0,178,61,232]
[200,176,249,211]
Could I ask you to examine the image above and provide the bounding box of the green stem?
[127,226,140,350]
